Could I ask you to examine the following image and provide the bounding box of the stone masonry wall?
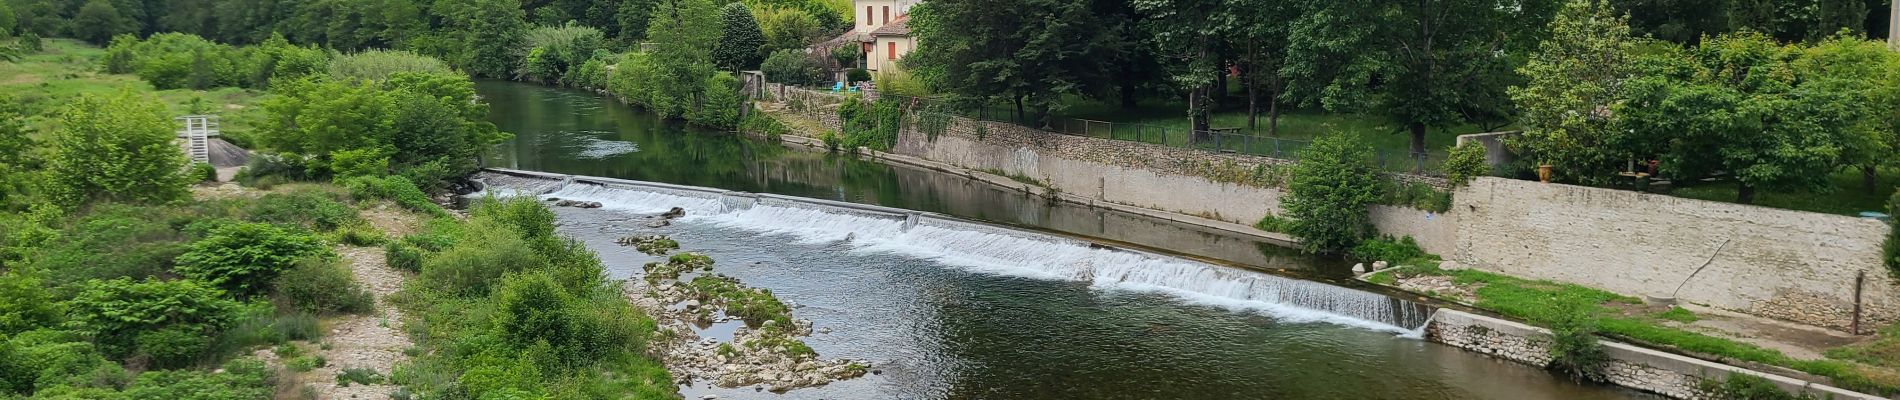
[769,85,1451,239]
[1453,177,1898,331]
[1427,310,1882,400]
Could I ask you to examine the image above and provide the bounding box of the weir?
[474,169,1436,333]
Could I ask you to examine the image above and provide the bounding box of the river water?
[477,81,1650,399]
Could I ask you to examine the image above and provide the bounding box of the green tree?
[1288,0,1558,157]
[1793,34,1899,194]
[911,0,1127,124]
[0,2,17,37]
[615,0,656,43]
[1623,32,1852,204]
[760,49,823,85]
[689,72,742,129]
[643,0,720,118]
[712,2,766,71]
[45,91,190,208]
[1131,0,1234,132]
[72,0,135,45]
[1283,133,1385,254]
[1509,0,1644,184]
[462,0,529,78]
[756,6,824,53]
[1229,0,1297,133]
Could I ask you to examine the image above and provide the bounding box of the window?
[866,6,873,25]
[882,6,890,24]
[888,42,898,60]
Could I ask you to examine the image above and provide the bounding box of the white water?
[487,175,1433,334]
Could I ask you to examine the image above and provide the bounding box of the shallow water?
[480,81,1654,399]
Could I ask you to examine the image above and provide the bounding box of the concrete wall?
[1428,310,1882,400]
[1452,177,1898,331]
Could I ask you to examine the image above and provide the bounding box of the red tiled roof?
[871,16,910,37]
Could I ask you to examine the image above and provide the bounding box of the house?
[832,0,918,73]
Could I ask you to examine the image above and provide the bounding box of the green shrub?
[123,358,274,399]
[190,162,217,183]
[274,259,374,315]
[0,271,62,337]
[1349,235,1431,264]
[245,189,359,231]
[418,221,543,296]
[845,68,870,83]
[335,367,384,387]
[328,148,392,179]
[343,175,444,216]
[1441,141,1490,187]
[173,222,330,297]
[328,49,453,81]
[234,153,328,186]
[331,222,386,246]
[687,72,743,130]
[286,355,327,372]
[1384,182,1453,213]
[385,241,424,273]
[31,205,192,286]
[133,326,212,368]
[1253,214,1293,234]
[761,49,824,86]
[1546,311,1608,383]
[1887,187,1899,278]
[65,278,240,359]
[1283,134,1384,254]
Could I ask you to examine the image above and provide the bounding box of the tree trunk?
[1013,95,1025,124]
[1246,71,1259,130]
[1267,89,1281,137]
[1737,183,1757,205]
[1189,86,1211,133]
[1863,164,1878,194]
[1406,122,1428,173]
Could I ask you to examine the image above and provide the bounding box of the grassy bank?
[0,38,267,147]
[1366,261,1900,396]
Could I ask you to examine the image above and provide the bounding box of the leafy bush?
[335,367,385,387]
[417,221,543,297]
[343,175,445,216]
[31,205,192,288]
[0,271,62,337]
[234,153,328,186]
[712,2,767,71]
[385,241,424,273]
[245,188,358,231]
[173,222,330,297]
[1384,181,1453,213]
[518,23,606,85]
[1546,311,1608,383]
[189,162,217,183]
[133,326,212,368]
[1349,235,1430,264]
[45,91,191,208]
[286,355,326,372]
[761,49,824,86]
[845,68,870,83]
[122,358,274,399]
[1253,214,1292,234]
[65,278,240,359]
[328,50,453,81]
[1283,134,1384,254]
[873,70,930,97]
[1442,141,1490,186]
[1888,187,1899,278]
[274,259,374,315]
[688,72,743,130]
[331,222,386,246]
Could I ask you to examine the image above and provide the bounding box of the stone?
[685,300,701,310]
[1439,261,1465,271]
[662,207,687,219]
[1352,263,1366,274]
[702,395,719,399]
[1372,261,1389,270]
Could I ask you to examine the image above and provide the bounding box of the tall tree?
[1228,0,1296,133]
[71,0,133,44]
[712,2,765,71]
[910,0,1127,124]
[461,0,529,78]
[1623,32,1858,203]
[1288,0,1558,157]
[1510,0,1645,184]
[644,0,720,117]
[1793,33,1899,193]
[1131,0,1232,133]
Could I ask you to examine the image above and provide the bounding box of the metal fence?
[782,88,1446,174]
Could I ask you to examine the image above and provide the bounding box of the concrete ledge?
[1427,309,1885,400]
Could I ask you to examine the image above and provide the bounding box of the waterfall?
[484,172,1436,334]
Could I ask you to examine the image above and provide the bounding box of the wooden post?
[1854,270,1865,335]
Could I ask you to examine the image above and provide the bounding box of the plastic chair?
[831,82,845,93]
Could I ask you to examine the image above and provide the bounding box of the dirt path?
[299,245,411,400]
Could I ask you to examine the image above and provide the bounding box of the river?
[476,80,1652,399]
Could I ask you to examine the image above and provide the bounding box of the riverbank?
[749,88,1900,399]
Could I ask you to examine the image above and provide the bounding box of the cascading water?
[477,171,1435,334]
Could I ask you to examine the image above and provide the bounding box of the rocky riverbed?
[618,236,867,393]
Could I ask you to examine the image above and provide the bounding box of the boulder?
[661,207,687,219]
[1351,263,1366,274]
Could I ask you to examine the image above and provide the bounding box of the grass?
[1382,264,1900,395]
[0,38,269,147]
[1666,167,1899,216]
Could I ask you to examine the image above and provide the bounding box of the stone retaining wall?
[1453,177,1898,331]
[1427,310,1882,400]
